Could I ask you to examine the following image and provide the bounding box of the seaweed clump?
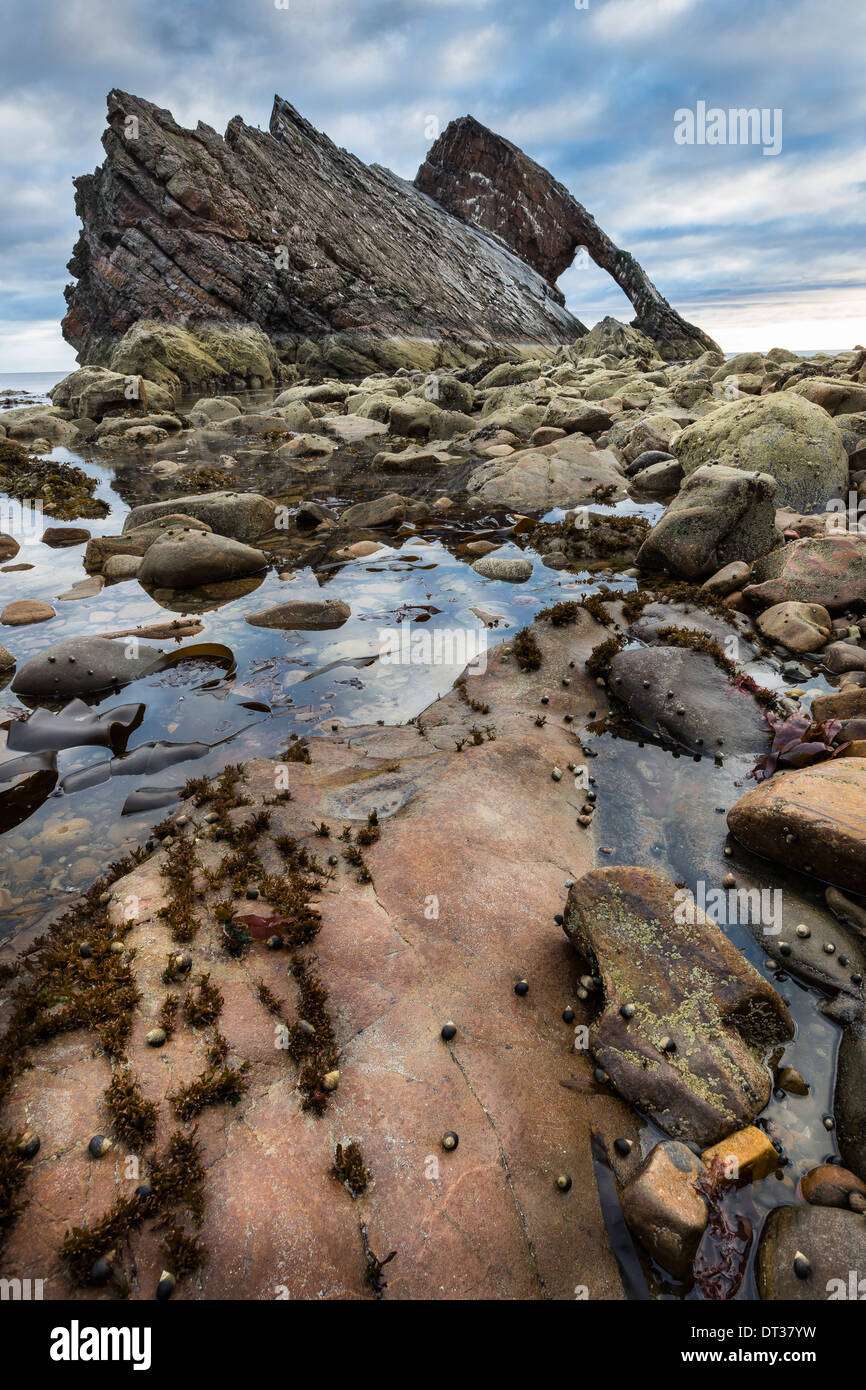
[169,1062,250,1122]
[59,1128,206,1289]
[513,628,542,671]
[0,439,110,520]
[586,635,625,677]
[333,1141,371,1197]
[105,1067,158,1149]
[288,961,339,1114]
[0,1129,30,1246]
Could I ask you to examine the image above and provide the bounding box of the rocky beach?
[1,88,866,1309]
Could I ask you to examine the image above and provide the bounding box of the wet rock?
[186,396,243,426]
[275,433,335,460]
[41,526,91,548]
[0,600,56,627]
[623,449,676,478]
[245,599,351,630]
[542,401,613,435]
[728,759,866,894]
[562,866,793,1146]
[0,533,20,562]
[674,392,848,512]
[800,1163,866,1209]
[0,406,80,446]
[835,1016,866,1182]
[755,601,833,653]
[10,636,162,698]
[103,554,143,581]
[745,535,866,610]
[49,365,174,419]
[700,560,750,596]
[824,640,866,674]
[701,1126,779,1184]
[123,491,277,543]
[138,531,267,589]
[629,457,683,496]
[636,464,782,580]
[56,576,104,602]
[319,414,389,444]
[333,540,384,560]
[337,493,425,529]
[84,515,212,573]
[756,1206,866,1299]
[295,501,337,529]
[609,644,767,757]
[813,687,866,722]
[620,1140,708,1278]
[471,555,533,582]
[0,642,15,671]
[467,438,626,510]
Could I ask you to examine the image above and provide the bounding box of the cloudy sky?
[1,0,864,370]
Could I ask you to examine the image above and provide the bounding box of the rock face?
[620,1141,708,1278]
[562,867,792,1146]
[62,91,582,380]
[415,117,719,360]
[0,613,645,1301]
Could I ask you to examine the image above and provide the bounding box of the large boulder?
[49,365,174,418]
[467,439,626,510]
[727,759,866,894]
[123,491,277,543]
[138,531,267,589]
[0,406,80,445]
[744,535,866,610]
[673,392,848,512]
[608,644,768,758]
[636,464,781,580]
[562,866,792,1146]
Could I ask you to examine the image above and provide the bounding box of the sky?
[0,0,864,370]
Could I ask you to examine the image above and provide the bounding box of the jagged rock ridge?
[62,91,582,369]
[415,115,720,360]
